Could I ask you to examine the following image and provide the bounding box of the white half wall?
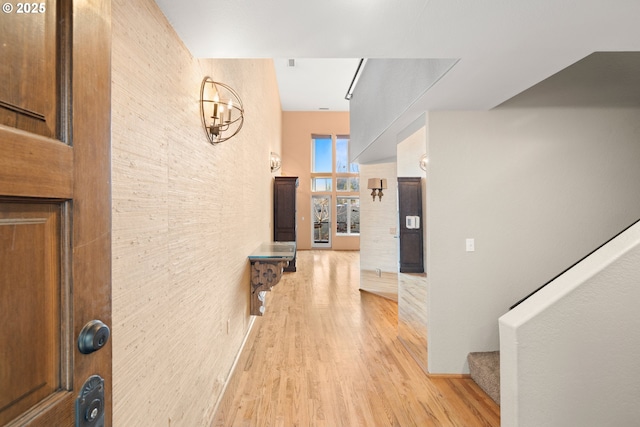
[426,107,640,374]
[499,220,640,427]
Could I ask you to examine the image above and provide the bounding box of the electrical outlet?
[375,268,382,277]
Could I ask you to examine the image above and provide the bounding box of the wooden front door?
[0,0,112,425]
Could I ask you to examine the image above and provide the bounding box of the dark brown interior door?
[398,177,424,273]
[0,1,112,425]
[273,177,298,271]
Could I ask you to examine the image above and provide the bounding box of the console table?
[248,242,296,316]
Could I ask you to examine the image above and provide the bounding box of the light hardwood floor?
[213,250,500,427]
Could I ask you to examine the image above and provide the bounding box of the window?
[336,197,360,235]
[312,135,332,173]
[311,177,332,192]
[336,135,359,173]
[335,135,359,195]
[310,134,359,245]
[336,177,359,192]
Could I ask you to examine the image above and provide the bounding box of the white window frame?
[336,196,360,236]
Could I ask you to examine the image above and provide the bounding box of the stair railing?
[510,217,640,310]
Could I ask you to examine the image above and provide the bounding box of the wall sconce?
[270,152,282,172]
[367,178,387,201]
[419,154,428,171]
[200,76,244,144]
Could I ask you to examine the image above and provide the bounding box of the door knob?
[78,320,110,354]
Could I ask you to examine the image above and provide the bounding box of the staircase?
[470,221,640,414]
[467,351,500,405]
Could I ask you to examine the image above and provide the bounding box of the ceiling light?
[345,58,367,100]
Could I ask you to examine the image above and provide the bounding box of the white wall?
[427,107,640,373]
[397,126,427,178]
[499,220,640,427]
[396,124,430,371]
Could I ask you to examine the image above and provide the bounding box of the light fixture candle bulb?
[212,92,219,119]
[227,99,233,123]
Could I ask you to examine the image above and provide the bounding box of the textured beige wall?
[359,162,398,271]
[359,162,399,296]
[281,111,358,250]
[111,0,281,425]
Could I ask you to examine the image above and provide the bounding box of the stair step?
[467,351,500,405]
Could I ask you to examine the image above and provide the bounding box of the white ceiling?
[154,0,640,113]
[272,59,360,111]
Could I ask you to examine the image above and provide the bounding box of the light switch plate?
[466,238,475,252]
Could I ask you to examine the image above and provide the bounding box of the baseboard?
[427,373,471,379]
[359,288,398,302]
[397,336,471,379]
[209,316,256,426]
